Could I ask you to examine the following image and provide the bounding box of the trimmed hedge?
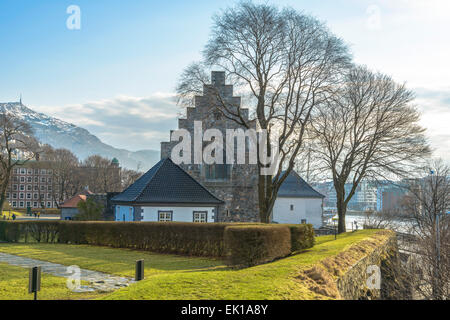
[0,221,59,243]
[58,221,231,257]
[283,224,315,252]
[224,225,291,267]
[0,221,315,262]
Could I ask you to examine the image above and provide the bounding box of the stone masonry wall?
[336,232,399,299]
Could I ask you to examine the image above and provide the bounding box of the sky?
[0,0,449,160]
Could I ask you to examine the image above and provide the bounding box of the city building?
[6,161,59,210]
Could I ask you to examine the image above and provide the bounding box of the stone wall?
[335,231,399,299]
[298,230,401,300]
[161,71,260,222]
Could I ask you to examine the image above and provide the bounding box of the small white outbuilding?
[272,171,325,228]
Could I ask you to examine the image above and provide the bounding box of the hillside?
[0,102,159,171]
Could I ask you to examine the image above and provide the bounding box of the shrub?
[75,198,103,221]
[224,225,291,267]
[283,224,315,252]
[0,221,59,243]
[58,221,232,257]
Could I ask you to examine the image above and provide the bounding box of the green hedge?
[0,221,315,261]
[0,221,59,243]
[283,224,315,251]
[58,221,231,257]
[224,225,291,267]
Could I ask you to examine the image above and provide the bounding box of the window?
[20,177,25,183]
[34,169,39,175]
[33,202,38,207]
[20,168,25,174]
[27,185,32,191]
[34,185,38,191]
[41,177,46,183]
[13,177,18,182]
[34,193,38,199]
[158,211,172,222]
[41,169,46,175]
[47,202,51,208]
[27,177,32,183]
[290,204,294,211]
[26,202,31,208]
[193,211,207,223]
[20,185,24,191]
[27,193,31,199]
[12,201,17,207]
[12,193,17,199]
[6,193,9,199]
[34,177,38,183]
[27,169,32,175]
[19,202,24,208]
[13,184,17,190]
[19,193,24,199]
[13,168,17,174]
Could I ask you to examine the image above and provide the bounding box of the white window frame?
[193,211,207,223]
[158,211,172,222]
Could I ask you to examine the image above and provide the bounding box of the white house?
[111,158,223,222]
[272,171,325,228]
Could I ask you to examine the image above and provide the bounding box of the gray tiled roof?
[111,158,223,205]
[277,171,325,198]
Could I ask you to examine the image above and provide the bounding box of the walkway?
[0,252,134,292]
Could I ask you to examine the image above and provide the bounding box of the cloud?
[414,88,450,160]
[34,94,180,151]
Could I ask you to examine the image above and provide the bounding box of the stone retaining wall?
[336,231,399,299]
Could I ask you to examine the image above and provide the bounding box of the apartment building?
[6,162,58,209]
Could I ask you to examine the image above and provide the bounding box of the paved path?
[0,252,134,293]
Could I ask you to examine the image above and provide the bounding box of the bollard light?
[135,260,144,281]
[29,266,41,300]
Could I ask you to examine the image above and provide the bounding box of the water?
[324,213,416,234]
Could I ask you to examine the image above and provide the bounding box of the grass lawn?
[0,229,387,300]
[1,210,23,218]
[0,262,104,300]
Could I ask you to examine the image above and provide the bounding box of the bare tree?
[82,155,121,193]
[310,66,431,233]
[120,168,142,190]
[40,145,81,204]
[401,160,449,299]
[0,111,39,211]
[177,1,350,222]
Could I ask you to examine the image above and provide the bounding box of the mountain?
[0,102,160,171]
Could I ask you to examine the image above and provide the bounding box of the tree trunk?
[335,184,347,233]
[258,174,272,223]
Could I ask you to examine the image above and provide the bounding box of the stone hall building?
[113,71,324,226]
[161,71,260,222]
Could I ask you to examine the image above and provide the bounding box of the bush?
[224,225,291,267]
[58,221,232,257]
[75,198,103,221]
[0,221,59,243]
[0,221,313,261]
[283,224,315,252]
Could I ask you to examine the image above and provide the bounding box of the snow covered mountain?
[0,102,159,171]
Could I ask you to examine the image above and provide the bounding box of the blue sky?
[0,0,449,159]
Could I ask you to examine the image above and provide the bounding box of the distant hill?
[0,102,159,171]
